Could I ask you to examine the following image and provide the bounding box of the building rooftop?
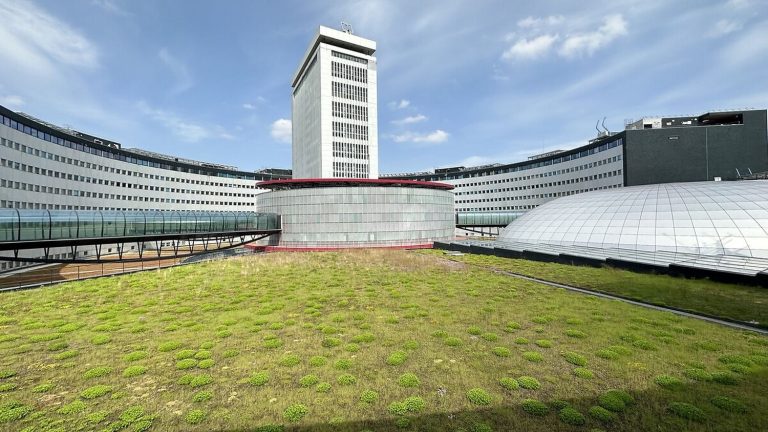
[257,178,454,190]
[292,25,376,87]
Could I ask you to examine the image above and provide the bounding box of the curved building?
[499,181,768,258]
[256,179,454,249]
[0,105,289,270]
[0,106,288,214]
[386,109,767,220]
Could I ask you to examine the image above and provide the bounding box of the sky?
[0,0,767,174]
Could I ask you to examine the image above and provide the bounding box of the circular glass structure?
[499,181,768,258]
[256,179,455,249]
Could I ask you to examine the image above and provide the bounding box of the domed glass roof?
[499,181,768,258]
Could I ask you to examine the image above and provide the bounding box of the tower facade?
[291,25,378,179]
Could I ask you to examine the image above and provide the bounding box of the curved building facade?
[499,181,768,258]
[387,136,625,213]
[0,105,287,214]
[386,109,767,229]
[256,179,454,249]
[0,105,289,270]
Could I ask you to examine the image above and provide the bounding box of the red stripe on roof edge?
[256,178,454,190]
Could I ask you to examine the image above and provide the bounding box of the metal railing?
[0,246,266,291]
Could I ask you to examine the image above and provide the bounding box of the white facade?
[0,125,264,212]
[291,26,378,179]
[384,137,625,214]
[450,144,624,212]
[0,108,277,271]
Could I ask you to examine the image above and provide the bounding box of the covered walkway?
[0,210,280,263]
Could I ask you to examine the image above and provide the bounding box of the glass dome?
[499,181,768,258]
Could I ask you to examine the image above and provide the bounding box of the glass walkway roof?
[0,210,280,243]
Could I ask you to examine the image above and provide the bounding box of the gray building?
[291,25,379,179]
[622,110,767,185]
[385,109,768,216]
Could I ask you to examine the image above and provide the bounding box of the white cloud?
[0,0,99,72]
[91,0,129,16]
[558,14,628,58]
[158,48,193,94]
[392,114,427,125]
[138,102,231,143]
[270,118,292,144]
[502,34,559,60]
[242,103,256,110]
[501,14,626,61]
[0,95,24,108]
[388,99,410,109]
[710,19,743,37]
[517,15,564,29]
[394,129,449,144]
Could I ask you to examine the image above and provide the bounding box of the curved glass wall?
[0,210,279,242]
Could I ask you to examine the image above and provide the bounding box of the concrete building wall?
[624,110,768,186]
[291,26,378,179]
[292,52,322,178]
[256,186,454,248]
[385,136,626,216]
[0,126,265,212]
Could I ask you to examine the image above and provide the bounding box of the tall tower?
[291,25,378,179]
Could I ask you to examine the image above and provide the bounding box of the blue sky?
[0,0,766,174]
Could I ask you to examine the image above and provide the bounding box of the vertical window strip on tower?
[331,81,368,103]
[332,122,369,141]
[333,161,369,178]
[331,50,368,65]
[331,61,368,83]
[331,101,368,122]
[332,142,369,160]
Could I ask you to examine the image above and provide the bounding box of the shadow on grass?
[214,369,768,432]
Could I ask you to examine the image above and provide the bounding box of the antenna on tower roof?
[601,117,611,134]
[341,21,354,34]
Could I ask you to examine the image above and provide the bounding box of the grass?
[423,250,768,327]
[0,249,765,431]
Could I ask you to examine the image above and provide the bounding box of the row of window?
[0,114,255,179]
[413,139,623,181]
[332,81,368,103]
[331,61,367,83]
[455,155,622,188]
[456,169,623,196]
[332,101,368,122]
[331,50,368,65]
[332,142,369,160]
[457,173,622,203]
[0,158,257,197]
[332,122,369,141]
[1,198,256,210]
[0,170,259,201]
[1,137,258,190]
[332,161,369,178]
[456,184,623,212]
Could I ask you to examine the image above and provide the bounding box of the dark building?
[383,109,767,215]
[622,110,768,185]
